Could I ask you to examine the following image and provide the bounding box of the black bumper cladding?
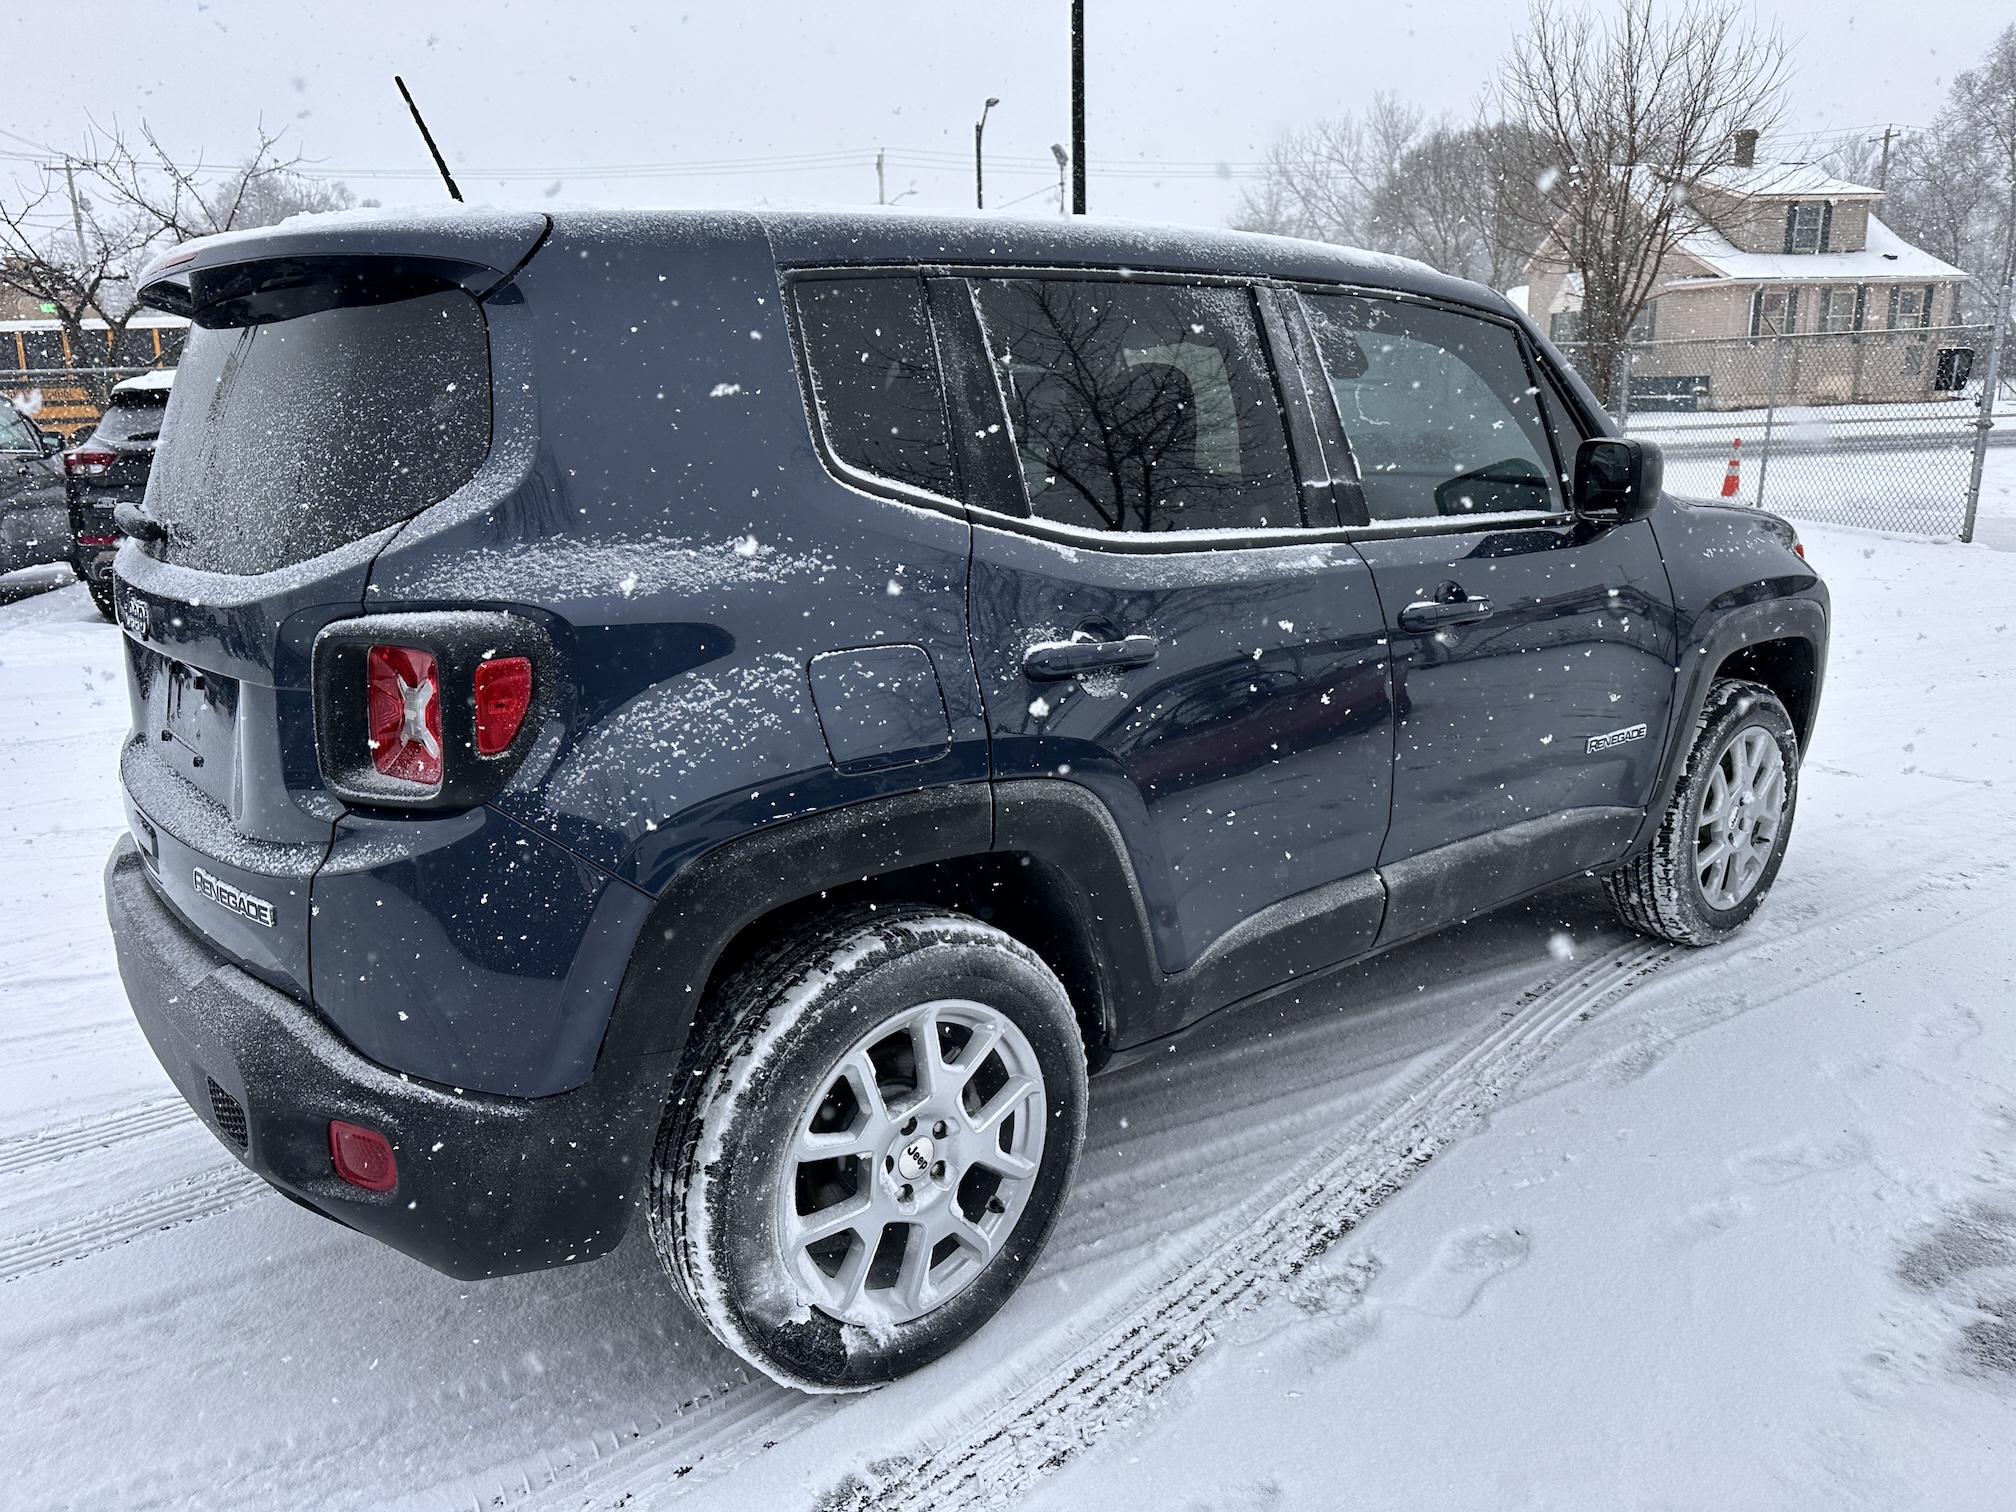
[104,837,670,1279]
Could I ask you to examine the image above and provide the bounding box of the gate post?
[1964,279,2013,545]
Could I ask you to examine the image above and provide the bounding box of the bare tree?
[1233,97,1543,289]
[1489,0,1789,405]
[0,124,353,402]
[1823,28,2016,323]
[87,120,354,243]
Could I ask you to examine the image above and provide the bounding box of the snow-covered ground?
[3,507,2015,1510]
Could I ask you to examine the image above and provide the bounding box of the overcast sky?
[3,1,2011,228]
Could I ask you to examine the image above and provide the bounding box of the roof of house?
[1664,212,1963,287]
[1696,164,1882,199]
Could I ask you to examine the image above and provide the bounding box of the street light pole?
[1051,144,1069,215]
[1070,0,1086,213]
[974,97,1000,210]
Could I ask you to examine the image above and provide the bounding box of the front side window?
[1888,284,1934,329]
[1785,202,1831,253]
[1818,286,1863,334]
[1750,288,1798,337]
[792,275,956,500]
[0,404,40,451]
[972,278,1300,533]
[1302,293,1563,523]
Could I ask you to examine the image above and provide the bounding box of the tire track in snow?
[470,1373,837,1512]
[821,939,1677,1512]
[0,1164,264,1283]
[0,1098,192,1178]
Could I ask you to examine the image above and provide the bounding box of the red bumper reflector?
[329,1120,398,1192]
[473,655,533,755]
[366,644,443,787]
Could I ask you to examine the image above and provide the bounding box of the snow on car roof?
[110,369,176,394]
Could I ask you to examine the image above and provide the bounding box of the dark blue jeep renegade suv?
[104,208,1825,1391]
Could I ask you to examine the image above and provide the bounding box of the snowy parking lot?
[3,513,2015,1509]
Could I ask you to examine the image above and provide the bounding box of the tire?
[1606,678,1799,946]
[87,577,115,621]
[650,906,1089,1392]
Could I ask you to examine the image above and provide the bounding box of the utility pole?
[876,149,886,206]
[974,97,999,210]
[1070,0,1086,214]
[63,158,88,267]
[1871,125,1895,192]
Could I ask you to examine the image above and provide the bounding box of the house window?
[1818,286,1861,334]
[1548,309,1584,345]
[1783,202,1832,254]
[1749,288,1798,337]
[1887,285,1935,329]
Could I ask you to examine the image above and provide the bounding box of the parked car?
[0,400,69,578]
[104,209,1827,1393]
[67,368,173,618]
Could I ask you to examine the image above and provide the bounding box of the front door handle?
[1397,596,1494,632]
[1022,634,1160,681]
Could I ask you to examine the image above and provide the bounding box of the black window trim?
[783,260,1599,554]
[787,260,1349,555]
[1286,281,1586,543]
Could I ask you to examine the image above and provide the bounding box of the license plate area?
[144,650,239,809]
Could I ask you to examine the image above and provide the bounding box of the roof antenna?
[395,75,464,203]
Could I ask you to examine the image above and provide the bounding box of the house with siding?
[1520,157,1970,411]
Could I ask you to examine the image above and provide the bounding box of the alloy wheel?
[779,998,1047,1328]
[1695,725,1787,910]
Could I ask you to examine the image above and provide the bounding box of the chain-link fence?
[1560,324,2011,538]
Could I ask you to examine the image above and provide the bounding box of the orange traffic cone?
[1719,437,1744,498]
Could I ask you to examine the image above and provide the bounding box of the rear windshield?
[148,267,491,575]
[92,391,169,446]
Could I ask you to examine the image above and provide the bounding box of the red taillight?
[329,1120,398,1192]
[1792,539,1806,561]
[63,447,114,476]
[366,645,443,788]
[75,532,120,547]
[473,656,533,755]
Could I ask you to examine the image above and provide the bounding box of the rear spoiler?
[138,210,552,319]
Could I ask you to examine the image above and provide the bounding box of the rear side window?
[1302,293,1562,522]
[792,276,957,499]
[92,391,169,446]
[973,278,1300,534]
[149,267,491,576]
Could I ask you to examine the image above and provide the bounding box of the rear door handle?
[1397,597,1494,632]
[1022,634,1160,681]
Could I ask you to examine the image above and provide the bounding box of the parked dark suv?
[66,368,174,619]
[105,209,1825,1392]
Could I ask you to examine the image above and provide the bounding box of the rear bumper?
[105,837,672,1279]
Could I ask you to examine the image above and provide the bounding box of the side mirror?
[1573,437,1663,524]
[37,429,63,455]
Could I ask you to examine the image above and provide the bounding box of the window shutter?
[1820,201,1834,253]
[1853,284,1867,332]
[1782,204,1797,254]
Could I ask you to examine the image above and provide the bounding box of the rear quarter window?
[791,275,957,500]
[149,271,491,575]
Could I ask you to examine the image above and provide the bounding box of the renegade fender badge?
[118,593,150,642]
[1587,722,1649,754]
[193,865,275,928]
